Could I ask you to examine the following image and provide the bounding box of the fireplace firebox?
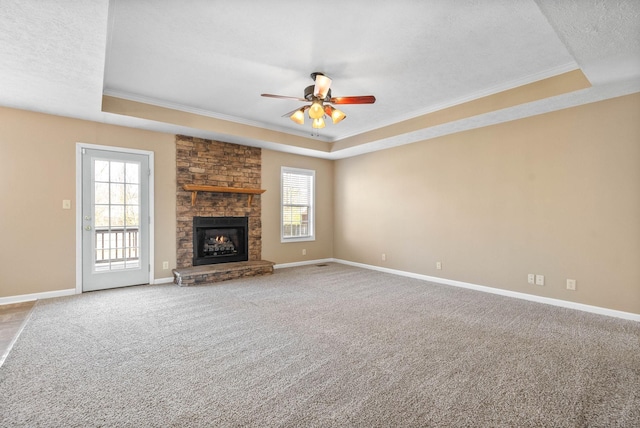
[193,217,248,266]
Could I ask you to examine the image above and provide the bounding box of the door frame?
[75,143,155,294]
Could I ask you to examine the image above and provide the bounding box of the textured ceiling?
[0,0,639,159]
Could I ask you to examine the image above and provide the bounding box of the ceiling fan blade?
[261,93,307,102]
[329,95,376,104]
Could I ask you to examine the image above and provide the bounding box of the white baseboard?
[274,258,335,269]
[333,259,640,322]
[3,261,636,322]
[0,289,77,306]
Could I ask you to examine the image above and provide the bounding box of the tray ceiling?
[1,0,639,159]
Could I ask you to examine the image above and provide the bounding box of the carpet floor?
[1,263,638,427]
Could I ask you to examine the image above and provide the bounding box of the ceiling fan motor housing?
[304,85,331,101]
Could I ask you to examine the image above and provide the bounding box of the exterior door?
[81,148,150,291]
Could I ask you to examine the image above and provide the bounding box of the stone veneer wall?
[176,135,262,269]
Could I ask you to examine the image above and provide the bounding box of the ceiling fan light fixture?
[313,73,332,99]
[325,105,347,124]
[290,108,306,125]
[308,101,324,119]
[312,117,325,129]
[262,72,375,132]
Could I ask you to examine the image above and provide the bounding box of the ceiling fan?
[261,72,376,129]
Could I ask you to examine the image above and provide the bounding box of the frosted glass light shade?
[309,101,324,119]
[290,109,305,124]
[330,107,346,124]
[312,117,325,129]
[313,74,332,99]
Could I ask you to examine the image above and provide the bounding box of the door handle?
[84,225,92,231]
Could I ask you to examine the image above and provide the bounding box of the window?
[281,167,315,242]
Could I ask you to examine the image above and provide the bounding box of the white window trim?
[281,166,315,243]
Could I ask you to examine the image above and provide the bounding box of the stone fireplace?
[173,135,273,285]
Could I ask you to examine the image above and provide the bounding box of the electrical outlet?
[62,200,71,209]
[527,274,535,284]
[436,261,442,270]
[162,261,169,270]
[381,253,386,261]
[535,274,545,286]
[566,279,576,290]
[302,249,306,255]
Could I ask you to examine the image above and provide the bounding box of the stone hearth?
[172,260,274,286]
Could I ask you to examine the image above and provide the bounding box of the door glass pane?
[110,205,125,227]
[126,163,139,184]
[94,205,109,227]
[95,160,109,182]
[110,183,125,204]
[125,184,139,205]
[110,162,125,183]
[95,183,109,204]
[93,158,141,273]
[126,206,139,226]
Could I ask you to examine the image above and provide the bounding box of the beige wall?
[0,107,176,298]
[334,93,640,314]
[261,149,334,264]
[2,93,639,315]
[0,106,333,299]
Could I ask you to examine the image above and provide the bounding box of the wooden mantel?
[183,184,266,207]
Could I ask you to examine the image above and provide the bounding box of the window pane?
[95,205,109,227]
[126,162,140,184]
[109,233,120,250]
[111,162,125,183]
[282,172,311,205]
[111,183,125,204]
[95,183,109,204]
[110,205,125,227]
[126,206,139,227]
[111,261,125,270]
[95,160,109,182]
[126,184,139,205]
[283,206,309,238]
